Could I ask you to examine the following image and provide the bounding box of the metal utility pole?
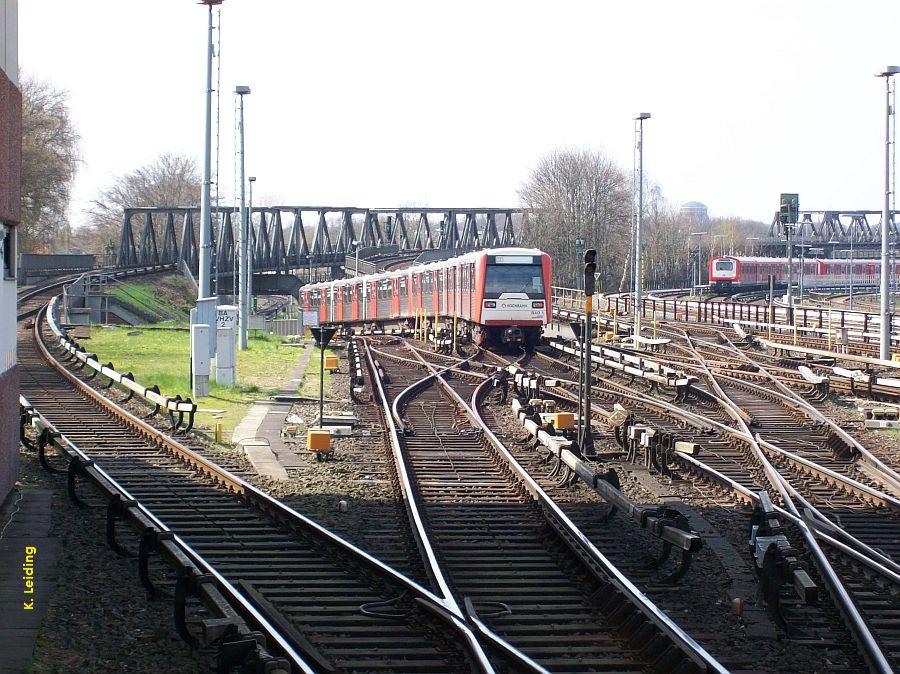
[877,66,899,360]
[689,231,704,296]
[248,177,256,306]
[633,113,650,341]
[786,224,794,308]
[581,249,597,457]
[198,1,221,300]
[850,221,855,310]
[235,85,250,350]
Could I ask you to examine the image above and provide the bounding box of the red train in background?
[299,248,552,347]
[709,255,900,290]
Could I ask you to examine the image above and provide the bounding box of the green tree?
[19,75,80,253]
[75,153,200,253]
[518,147,631,291]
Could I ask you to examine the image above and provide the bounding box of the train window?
[713,259,735,273]
[400,278,407,297]
[484,263,544,297]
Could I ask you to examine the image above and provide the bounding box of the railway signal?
[310,325,338,431]
[780,193,799,311]
[580,249,597,456]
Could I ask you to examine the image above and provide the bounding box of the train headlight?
[484,301,497,308]
[532,301,544,308]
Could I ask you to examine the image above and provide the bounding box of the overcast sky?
[18,1,900,226]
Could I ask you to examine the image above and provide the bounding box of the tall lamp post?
[235,85,251,350]
[190,0,223,399]
[877,66,899,360]
[633,113,650,341]
[197,1,222,300]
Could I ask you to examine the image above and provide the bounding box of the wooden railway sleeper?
[105,494,138,557]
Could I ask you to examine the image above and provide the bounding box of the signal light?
[532,301,544,308]
[484,301,497,308]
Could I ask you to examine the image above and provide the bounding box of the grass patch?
[109,282,190,322]
[87,325,309,440]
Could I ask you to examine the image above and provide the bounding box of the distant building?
[0,0,20,504]
[680,201,709,225]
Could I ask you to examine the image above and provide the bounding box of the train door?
[351,283,359,321]
[460,264,468,320]
[391,277,400,316]
[399,276,409,317]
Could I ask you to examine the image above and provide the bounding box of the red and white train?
[709,255,900,290]
[299,248,552,346]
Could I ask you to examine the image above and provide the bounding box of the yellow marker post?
[612,305,618,337]
[793,309,798,345]
[653,317,657,340]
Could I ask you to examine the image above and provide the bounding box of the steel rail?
[362,340,545,674]
[21,388,308,674]
[35,295,496,672]
[405,345,729,674]
[680,331,894,674]
[699,331,900,494]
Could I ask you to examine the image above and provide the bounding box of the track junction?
[10,266,900,673]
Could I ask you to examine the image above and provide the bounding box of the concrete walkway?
[233,342,314,479]
[0,489,62,672]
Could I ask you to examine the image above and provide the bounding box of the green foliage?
[87,326,307,440]
[20,75,80,253]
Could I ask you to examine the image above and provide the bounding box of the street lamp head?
[199,0,224,5]
[635,112,651,121]
[689,231,706,237]
[235,85,251,95]
[248,176,256,182]
[877,66,900,77]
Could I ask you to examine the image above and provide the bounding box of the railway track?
[483,334,897,672]
[18,288,495,672]
[366,337,726,673]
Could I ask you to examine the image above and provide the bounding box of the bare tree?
[19,75,80,253]
[75,153,200,253]
[518,148,631,291]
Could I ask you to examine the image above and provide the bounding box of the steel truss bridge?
[767,209,900,245]
[118,206,522,279]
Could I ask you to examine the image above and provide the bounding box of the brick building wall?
[0,0,20,505]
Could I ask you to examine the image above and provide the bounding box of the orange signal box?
[553,412,575,430]
[307,429,332,452]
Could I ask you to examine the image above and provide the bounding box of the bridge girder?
[117,206,523,272]
[767,209,899,244]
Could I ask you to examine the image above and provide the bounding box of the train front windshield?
[485,262,544,297]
